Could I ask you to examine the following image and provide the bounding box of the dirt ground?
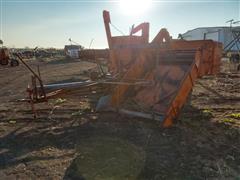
[0,57,239,180]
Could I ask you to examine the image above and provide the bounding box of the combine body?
[23,10,222,127]
[103,10,222,127]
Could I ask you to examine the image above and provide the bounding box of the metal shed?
[181,26,240,52]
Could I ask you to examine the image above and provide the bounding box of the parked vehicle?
[0,47,19,66]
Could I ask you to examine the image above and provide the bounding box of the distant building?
[64,45,83,58]
[181,26,240,51]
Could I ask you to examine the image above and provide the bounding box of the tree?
[0,39,3,45]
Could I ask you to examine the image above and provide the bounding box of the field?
[0,57,239,179]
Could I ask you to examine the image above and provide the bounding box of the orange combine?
[101,10,222,127]
[23,10,222,127]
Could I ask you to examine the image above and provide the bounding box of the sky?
[0,0,239,49]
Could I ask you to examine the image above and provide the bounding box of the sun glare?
[119,0,152,16]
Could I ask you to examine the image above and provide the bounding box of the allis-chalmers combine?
[22,11,222,127]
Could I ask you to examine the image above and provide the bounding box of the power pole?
[226,19,234,28]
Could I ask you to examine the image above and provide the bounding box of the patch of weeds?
[202,109,213,118]
[221,118,235,124]
[71,107,93,119]
[9,120,16,124]
[228,113,240,119]
[71,110,83,117]
[54,98,67,105]
[82,107,92,113]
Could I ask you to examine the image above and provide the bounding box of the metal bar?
[99,81,152,86]
[41,80,97,91]
[15,53,42,82]
[39,79,153,93]
[232,32,240,51]
[118,109,164,122]
[224,33,240,51]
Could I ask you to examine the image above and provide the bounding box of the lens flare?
[119,0,152,16]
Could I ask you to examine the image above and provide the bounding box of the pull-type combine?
[23,10,222,127]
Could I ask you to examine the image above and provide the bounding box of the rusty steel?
[103,10,222,127]
[22,10,222,127]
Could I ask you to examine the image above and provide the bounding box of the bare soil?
[0,57,239,180]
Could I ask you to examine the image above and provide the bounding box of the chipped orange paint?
[103,10,222,127]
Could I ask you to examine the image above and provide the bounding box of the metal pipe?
[118,109,164,122]
[40,80,97,92]
[39,79,153,93]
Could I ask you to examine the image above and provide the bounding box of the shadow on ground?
[0,105,239,179]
